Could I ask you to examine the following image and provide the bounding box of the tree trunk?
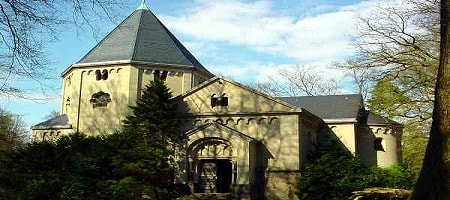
[410,0,450,199]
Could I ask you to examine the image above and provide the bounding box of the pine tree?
[111,79,183,199]
[123,78,181,145]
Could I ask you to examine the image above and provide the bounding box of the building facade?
[31,2,402,199]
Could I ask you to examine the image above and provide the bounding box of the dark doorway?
[196,159,232,193]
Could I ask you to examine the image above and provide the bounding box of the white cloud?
[160,0,366,62]
[158,0,410,93]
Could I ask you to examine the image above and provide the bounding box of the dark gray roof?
[31,114,72,130]
[277,94,363,120]
[76,7,211,74]
[367,112,401,125]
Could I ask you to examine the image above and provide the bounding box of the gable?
[179,77,296,114]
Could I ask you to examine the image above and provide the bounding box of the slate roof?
[74,5,211,74]
[367,112,401,125]
[277,94,363,120]
[31,114,72,130]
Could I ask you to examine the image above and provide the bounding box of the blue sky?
[0,0,393,132]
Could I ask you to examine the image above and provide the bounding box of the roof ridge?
[131,10,145,61]
[76,10,139,64]
[149,12,210,73]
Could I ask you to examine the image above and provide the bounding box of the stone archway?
[187,137,236,193]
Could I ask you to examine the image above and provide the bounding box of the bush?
[297,134,413,200]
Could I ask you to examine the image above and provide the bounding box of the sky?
[0,0,394,132]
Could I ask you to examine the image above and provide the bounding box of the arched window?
[153,70,168,81]
[95,70,101,80]
[161,70,168,81]
[211,94,228,108]
[374,138,384,151]
[153,70,160,80]
[101,69,108,80]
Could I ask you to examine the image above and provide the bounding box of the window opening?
[90,91,112,108]
[211,94,228,108]
[101,69,108,80]
[95,70,101,80]
[153,70,160,80]
[374,138,384,151]
[153,70,168,81]
[161,70,168,81]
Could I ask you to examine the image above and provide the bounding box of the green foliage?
[368,80,411,119]
[0,80,186,199]
[123,78,181,144]
[297,134,414,200]
[402,131,428,180]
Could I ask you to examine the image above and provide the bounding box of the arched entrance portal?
[187,137,236,193]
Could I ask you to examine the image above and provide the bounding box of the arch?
[109,68,115,74]
[95,70,101,80]
[204,119,211,124]
[193,119,202,126]
[188,137,233,158]
[268,117,279,124]
[116,68,122,73]
[375,128,384,135]
[236,118,245,125]
[101,69,108,80]
[215,119,223,124]
[87,70,94,75]
[226,118,234,125]
[247,118,256,125]
[258,117,267,124]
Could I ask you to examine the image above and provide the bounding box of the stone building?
[31,2,402,199]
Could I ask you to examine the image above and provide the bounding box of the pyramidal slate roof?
[277,94,364,120]
[74,4,211,74]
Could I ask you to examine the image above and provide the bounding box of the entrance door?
[197,159,232,193]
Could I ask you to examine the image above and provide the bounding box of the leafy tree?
[402,131,428,180]
[0,108,26,150]
[368,80,413,119]
[341,0,438,124]
[339,0,439,185]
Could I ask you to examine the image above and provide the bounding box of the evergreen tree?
[122,78,181,145]
[112,79,183,199]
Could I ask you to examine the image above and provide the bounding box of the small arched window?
[211,94,228,108]
[374,138,385,151]
[95,70,101,80]
[161,70,168,81]
[153,70,160,80]
[153,70,168,81]
[101,69,108,80]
